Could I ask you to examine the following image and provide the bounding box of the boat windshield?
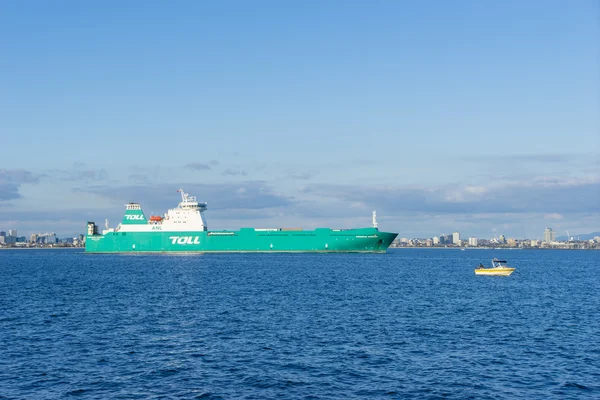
[492,259,508,267]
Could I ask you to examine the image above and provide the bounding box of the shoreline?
[0,247,83,251]
[1,246,597,252]
[388,247,598,251]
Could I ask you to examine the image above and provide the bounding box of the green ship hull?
[85,227,397,253]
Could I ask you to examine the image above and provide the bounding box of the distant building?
[544,228,555,243]
[452,232,460,245]
[439,234,452,244]
[531,240,539,247]
[8,229,17,237]
[468,237,478,247]
[46,233,57,244]
[0,231,5,237]
[433,236,439,245]
[499,234,506,244]
[30,234,38,243]
[507,238,516,247]
[33,232,58,244]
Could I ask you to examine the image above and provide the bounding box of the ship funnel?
[122,202,148,225]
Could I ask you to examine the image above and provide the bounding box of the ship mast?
[372,211,378,228]
[177,188,196,203]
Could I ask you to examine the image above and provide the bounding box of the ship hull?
[85,227,397,253]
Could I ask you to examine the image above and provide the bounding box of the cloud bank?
[0,168,42,201]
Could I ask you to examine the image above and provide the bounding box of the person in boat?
[478,263,484,269]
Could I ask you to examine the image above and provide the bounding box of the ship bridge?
[159,189,208,231]
[177,189,207,212]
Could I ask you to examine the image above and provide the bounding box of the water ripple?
[0,248,599,399]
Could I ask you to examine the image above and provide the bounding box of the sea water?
[1,248,598,399]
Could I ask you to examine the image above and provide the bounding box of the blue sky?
[1,0,598,239]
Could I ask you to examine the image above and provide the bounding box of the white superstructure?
[115,189,208,232]
[161,189,208,231]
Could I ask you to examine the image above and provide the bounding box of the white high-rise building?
[8,229,17,237]
[452,232,460,245]
[433,236,439,245]
[543,228,555,243]
[468,237,478,247]
[45,233,57,244]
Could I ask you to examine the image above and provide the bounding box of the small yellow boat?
[474,258,515,276]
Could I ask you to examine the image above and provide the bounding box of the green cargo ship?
[85,189,398,253]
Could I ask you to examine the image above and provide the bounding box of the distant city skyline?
[0,1,598,237]
[1,222,598,246]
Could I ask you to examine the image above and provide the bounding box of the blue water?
[1,249,599,399]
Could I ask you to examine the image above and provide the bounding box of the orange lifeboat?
[149,215,163,222]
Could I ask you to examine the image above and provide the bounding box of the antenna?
[177,188,197,203]
[372,211,378,228]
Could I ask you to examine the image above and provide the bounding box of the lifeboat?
[149,215,163,222]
